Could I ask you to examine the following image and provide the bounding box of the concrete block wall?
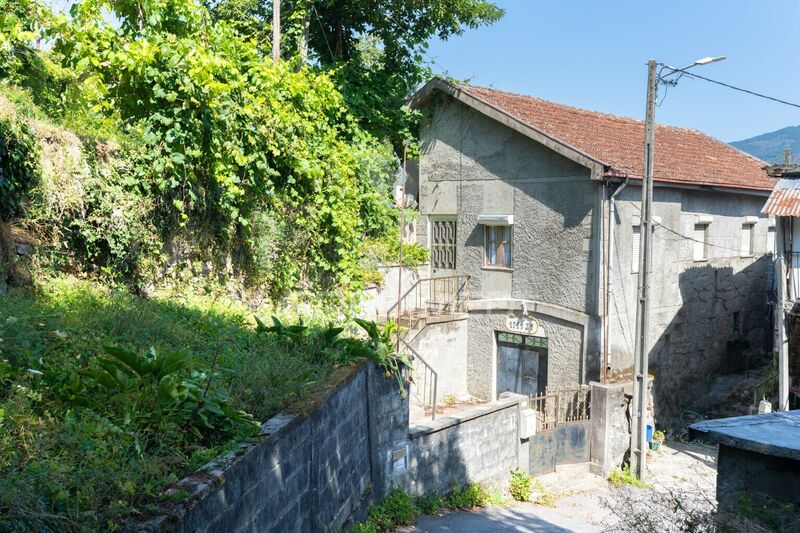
[403,394,526,496]
[136,363,409,532]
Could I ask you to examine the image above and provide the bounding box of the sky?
[425,0,800,142]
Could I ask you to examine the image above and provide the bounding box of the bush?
[446,481,489,509]
[0,114,39,221]
[509,468,532,502]
[365,488,420,531]
[416,493,446,515]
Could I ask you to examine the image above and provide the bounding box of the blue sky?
[425,0,800,142]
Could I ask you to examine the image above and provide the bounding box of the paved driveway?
[405,441,717,533]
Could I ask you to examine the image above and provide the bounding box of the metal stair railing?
[399,338,438,420]
[386,275,471,329]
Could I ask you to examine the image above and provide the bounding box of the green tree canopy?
[206,0,504,149]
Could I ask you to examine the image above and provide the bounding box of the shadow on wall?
[650,256,772,426]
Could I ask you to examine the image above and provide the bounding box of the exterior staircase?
[384,275,470,420]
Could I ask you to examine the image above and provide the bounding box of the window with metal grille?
[430,218,457,270]
[631,224,641,273]
[484,225,512,268]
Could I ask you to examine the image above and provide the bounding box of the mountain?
[730,125,800,163]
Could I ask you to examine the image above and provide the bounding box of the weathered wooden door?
[496,332,548,398]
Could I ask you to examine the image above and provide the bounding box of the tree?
[206,0,504,150]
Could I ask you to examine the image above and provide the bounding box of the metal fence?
[529,386,591,433]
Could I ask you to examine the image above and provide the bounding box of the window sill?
[482,266,513,272]
[693,258,708,263]
[740,254,754,259]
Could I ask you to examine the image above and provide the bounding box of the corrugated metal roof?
[762,178,800,217]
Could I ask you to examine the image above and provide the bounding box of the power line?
[661,67,800,110]
[627,201,755,255]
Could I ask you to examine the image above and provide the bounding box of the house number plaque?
[505,315,540,335]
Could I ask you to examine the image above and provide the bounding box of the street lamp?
[629,55,726,480]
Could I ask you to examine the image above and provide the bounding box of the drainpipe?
[605,178,629,378]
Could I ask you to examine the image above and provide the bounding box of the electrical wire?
[311,5,334,62]
[627,201,756,255]
[660,67,800,110]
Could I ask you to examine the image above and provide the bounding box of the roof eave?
[603,172,774,196]
[409,78,607,178]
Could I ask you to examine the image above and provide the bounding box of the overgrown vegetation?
[604,482,800,532]
[353,481,500,531]
[509,468,532,502]
[0,277,409,530]
[0,0,504,530]
[608,466,652,489]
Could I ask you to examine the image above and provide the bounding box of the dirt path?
[407,441,718,533]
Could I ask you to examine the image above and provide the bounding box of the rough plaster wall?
[409,318,469,402]
[467,310,584,400]
[417,97,597,312]
[359,265,424,322]
[608,185,772,423]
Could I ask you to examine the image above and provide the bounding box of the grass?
[608,466,652,489]
[0,275,368,531]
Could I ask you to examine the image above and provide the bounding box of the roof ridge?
[456,81,733,138]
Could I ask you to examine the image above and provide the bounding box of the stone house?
[402,77,776,423]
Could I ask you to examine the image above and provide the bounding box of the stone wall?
[609,185,773,424]
[137,363,409,532]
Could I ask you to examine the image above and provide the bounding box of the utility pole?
[272,0,281,64]
[630,58,657,479]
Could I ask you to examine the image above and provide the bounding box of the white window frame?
[631,224,641,273]
[483,224,513,269]
[693,223,709,261]
[740,222,755,257]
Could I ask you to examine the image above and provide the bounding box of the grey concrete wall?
[137,364,409,533]
[360,265,425,323]
[418,97,598,313]
[408,316,469,403]
[403,394,526,496]
[467,309,586,400]
[608,184,772,423]
[589,382,630,475]
[716,444,800,506]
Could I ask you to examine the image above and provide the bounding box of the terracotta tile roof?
[762,178,800,216]
[453,82,774,191]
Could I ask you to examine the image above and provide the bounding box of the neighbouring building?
[762,162,800,411]
[401,77,776,424]
[690,410,800,506]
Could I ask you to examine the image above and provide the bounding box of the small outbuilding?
[690,411,800,506]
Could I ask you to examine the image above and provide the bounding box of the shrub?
[446,481,489,509]
[416,493,446,515]
[509,468,532,502]
[531,479,555,507]
[0,114,39,221]
[608,466,651,489]
[365,488,420,531]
